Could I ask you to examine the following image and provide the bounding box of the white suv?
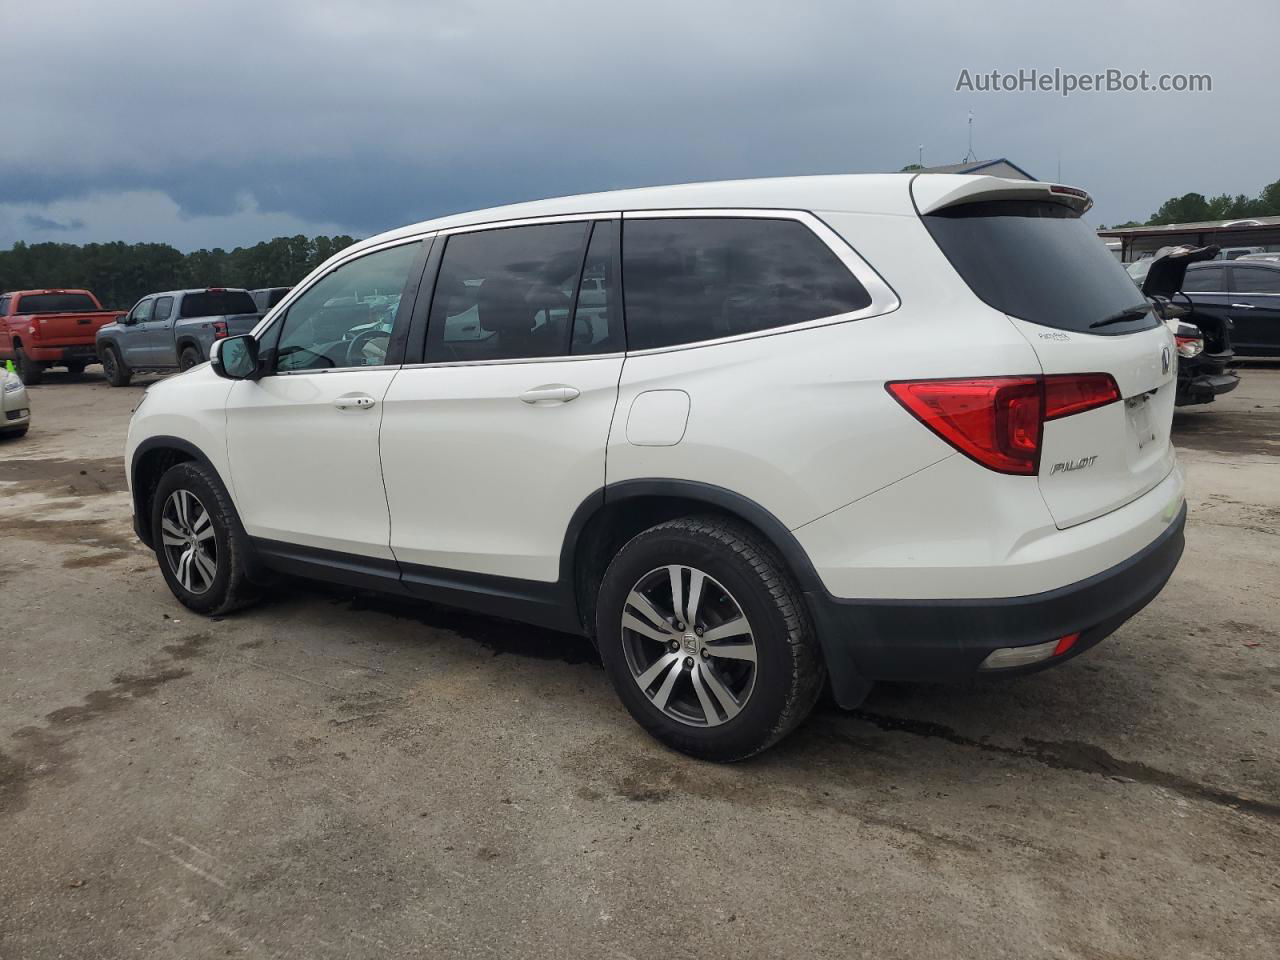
[126,174,1186,760]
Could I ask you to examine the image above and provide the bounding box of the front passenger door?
[224,238,429,561]
[121,298,154,367]
[143,295,176,366]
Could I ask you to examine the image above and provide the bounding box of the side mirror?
[211,335,260,380]
[122,314,137,326]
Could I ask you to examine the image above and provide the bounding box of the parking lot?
[1,366,1277,959]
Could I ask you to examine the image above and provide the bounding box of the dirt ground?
[1,364,1277,960]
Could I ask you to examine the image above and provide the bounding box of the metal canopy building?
[1097,217,1280,262]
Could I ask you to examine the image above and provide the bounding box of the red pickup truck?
[0,289,124,384]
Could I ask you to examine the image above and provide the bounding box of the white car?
[125,174,1186,760]
[1,365,31,438]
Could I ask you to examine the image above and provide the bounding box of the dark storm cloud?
[2,0,1277,249]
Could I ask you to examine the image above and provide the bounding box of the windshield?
[923,200,1155,335]
[16,292,98,314]
[179,290,258,318]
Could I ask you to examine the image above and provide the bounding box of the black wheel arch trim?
[130,436,236,549]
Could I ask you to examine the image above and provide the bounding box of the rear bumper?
[808,501,1186,703]
[1176,370,1239,406]
[24,343,98,363]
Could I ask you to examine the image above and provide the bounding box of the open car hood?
[1141,244,1220,299]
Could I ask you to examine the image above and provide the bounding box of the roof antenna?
[963,111,976,163]
[918,144,924,167]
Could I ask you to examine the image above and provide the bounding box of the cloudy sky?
[2,0,1275,250]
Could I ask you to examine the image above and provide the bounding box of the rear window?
[1231,266,1280,294]
[179,290,258,319]
[622,217,871,350]
[924,200,1155,335]
[1182,265,1225,292]
[15,292,98,313]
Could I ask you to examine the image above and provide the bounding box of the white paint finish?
[223,370,399,557]
[609,212,1045,530]
[795,455,1184,600]
[1006,316,1178,529]
[125,365,236,496]
[379,356,623,581]
[626,390,690,446]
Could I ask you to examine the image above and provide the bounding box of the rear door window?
[622,217,870,351]
[425,221,591,362]
[1230,266,1280,294]
[923,200,1155,335]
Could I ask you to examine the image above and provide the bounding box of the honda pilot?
[125,174,1186,760]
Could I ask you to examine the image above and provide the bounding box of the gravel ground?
[1,364,1277,960]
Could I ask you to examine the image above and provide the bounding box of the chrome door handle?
[333,394,377,410]
[1229,303,1256,309]
[519,384,580,404]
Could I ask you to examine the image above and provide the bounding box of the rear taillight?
[1175,334,1203,359]
[212,321,228,339]
[1043,372,1121,420]
[886,373,1121,476]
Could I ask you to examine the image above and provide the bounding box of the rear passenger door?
[1226,264,1280,355]
[379,216,624,588]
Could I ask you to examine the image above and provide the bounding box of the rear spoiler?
[911,175,1093,216]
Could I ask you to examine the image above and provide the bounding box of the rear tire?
[595,516,825,762]
[101,345,132,387]
[14,346,43,385]
[178,346,202,371]
[151,461,259,616]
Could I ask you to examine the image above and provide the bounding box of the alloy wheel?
[160,489,218,594]
[620,565,757,727]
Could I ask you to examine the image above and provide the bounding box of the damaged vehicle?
[1141,245,1240,407]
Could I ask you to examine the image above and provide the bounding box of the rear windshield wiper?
[1089,305,1151,329]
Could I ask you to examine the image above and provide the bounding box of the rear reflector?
[980,632,1081,670]
[886,374,1121,476]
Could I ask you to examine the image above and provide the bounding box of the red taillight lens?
[886,377,1043,475]
[1043,373,1121,420]
[1175,335,1203,359]
[212,321,228,339]
[886,373,1122,476]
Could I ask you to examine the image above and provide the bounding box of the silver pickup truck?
[96,288,262,386]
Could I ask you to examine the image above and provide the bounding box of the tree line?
[0,234,358,310]
[1101,177,1280,229]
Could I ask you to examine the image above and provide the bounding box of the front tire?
[14,346,43,385]
[101,345,132,386]
[596,516,825,762]
[151,461,258,616]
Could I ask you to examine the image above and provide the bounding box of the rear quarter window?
[923,200,1155,335]
[622,217,871,350]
